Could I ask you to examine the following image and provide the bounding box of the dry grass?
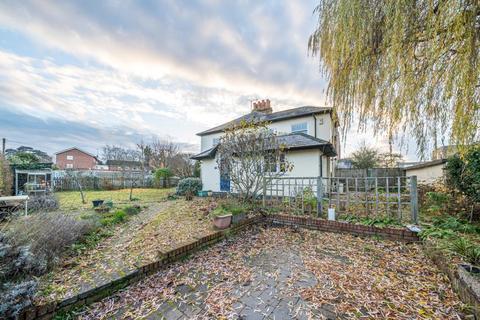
[56,188,174,210]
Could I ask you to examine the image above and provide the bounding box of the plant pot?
[213,214,232,229]
[232,212,247,225]
[207,191,213,197]
[92,199,104,208]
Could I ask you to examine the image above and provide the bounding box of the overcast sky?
[0,0,418,160]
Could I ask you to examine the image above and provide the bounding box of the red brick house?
[55,147,100,170]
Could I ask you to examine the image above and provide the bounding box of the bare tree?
[170,153,195,178]
[216,120,293,201]
[149,138,179,169]
[102,145,140,162]
[64,169,86,204]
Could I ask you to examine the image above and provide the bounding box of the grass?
[56,188,174,210]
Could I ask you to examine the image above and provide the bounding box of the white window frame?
[291,122,308,134]
[66,163,73,169]
[212,137,220,146]
[66,155,74,160]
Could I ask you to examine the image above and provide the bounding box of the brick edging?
[265,214,420,242]
[19,215,262,320]
[19,214,419,319]
[422,241,480,317]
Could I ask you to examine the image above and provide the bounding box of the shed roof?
[190,132,336,160]
[403,159,447,171]
[197,106,332,136]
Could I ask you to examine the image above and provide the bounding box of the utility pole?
[1,138,5,156]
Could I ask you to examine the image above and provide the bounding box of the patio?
[77,227,465,319]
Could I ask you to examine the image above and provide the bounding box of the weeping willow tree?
[309,0,480,157]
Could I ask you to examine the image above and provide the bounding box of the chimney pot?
[252,98,272,114]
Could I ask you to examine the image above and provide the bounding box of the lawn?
[56,188,174,210]
[77,227,467,319]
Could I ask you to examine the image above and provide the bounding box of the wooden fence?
[262,176,418,224]
[52,171,179,191]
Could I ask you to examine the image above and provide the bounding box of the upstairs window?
[291,122,308,134]
[66,155,74,160]
[212,138,220,146]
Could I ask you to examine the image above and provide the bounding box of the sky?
[0,0,418,160]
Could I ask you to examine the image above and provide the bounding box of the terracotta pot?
[213,214,232,229]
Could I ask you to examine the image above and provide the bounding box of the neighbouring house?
[191,100,339,192]
[55,147,100,170]
[106,160,143,171]
[403,159,447,184]
[336,158,353,169]
[5,146,52,163]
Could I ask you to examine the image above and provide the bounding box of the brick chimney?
[252,99,272,114]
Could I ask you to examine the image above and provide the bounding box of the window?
[291,122,308,134]
[212,137,220,146]
[66,155,74,160]
[66,163,73,169]
[318,118,324,125]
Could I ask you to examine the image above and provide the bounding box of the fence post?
[410,175,419,224]
[262,176,266,207]
[316,176,323,217]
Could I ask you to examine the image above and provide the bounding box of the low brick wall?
[265,214,420,242]
[423,241,480,317]
[18,215,262,320]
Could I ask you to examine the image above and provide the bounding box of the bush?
[0,280,37,318]
[0,155,12,196]
[445,145,480,219]
[1,213,94,279]
[124,205,141,215]
[154,168,173,188]
[27,194,59,212]
[176,178,202,196]
[100,210,127,226]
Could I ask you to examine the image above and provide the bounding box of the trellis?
[262,176,418,224]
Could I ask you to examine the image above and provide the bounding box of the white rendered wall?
[405,164,445,183]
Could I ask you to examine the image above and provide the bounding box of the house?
[432,145,458,160]
[55,147,100,170]
[403,159,447,183]
[336,158,353,169]
[106,160,143,171]
[191,100,339,192]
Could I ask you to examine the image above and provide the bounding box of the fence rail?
[52,171,179,191]
[262,176,418,224]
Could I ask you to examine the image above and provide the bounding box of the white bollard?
[328,207,335,221]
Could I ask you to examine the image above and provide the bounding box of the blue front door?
[220,175,230,192]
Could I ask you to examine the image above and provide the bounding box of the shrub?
[100,210,127,226]
[27,194,59,212]
[1,213,94,279]
[124,205,141,215]
[176,178,202,196]
[154,168,173,188]
[0,155,12,196]
[0,280,37,318]
[445,145,480,219]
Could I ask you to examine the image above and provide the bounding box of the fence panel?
[263,176,418,224]
[52,171,179,191]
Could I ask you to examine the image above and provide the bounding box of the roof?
[403,159,447,171]
[190,132,336,160]
[55,147,98,160]
[197,106,332,136]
